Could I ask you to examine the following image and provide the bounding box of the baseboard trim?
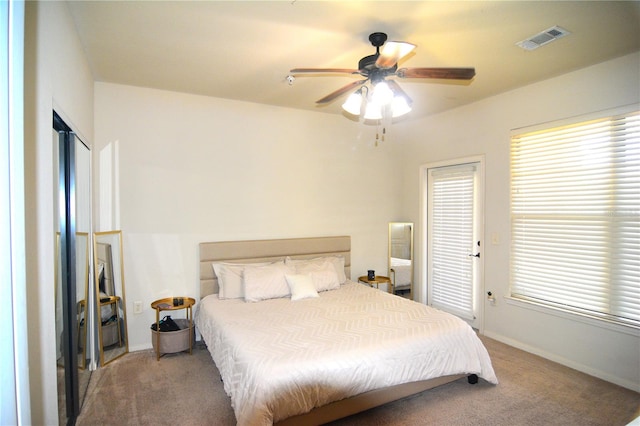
[128,343,153,352]
[483,331,639,392]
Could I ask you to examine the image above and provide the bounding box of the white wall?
[396,52,640,391]
[24,1,94,424]
[94,83,407,351]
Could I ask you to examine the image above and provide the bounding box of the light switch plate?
[491,232,500,245]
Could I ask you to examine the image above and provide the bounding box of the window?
[510,109,640,328]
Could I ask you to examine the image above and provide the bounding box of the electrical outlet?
[134,301,143,314]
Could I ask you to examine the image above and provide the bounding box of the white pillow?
[212,261,270,299]
[243,261,294,302]
[286,256,347,284]
[212,263,242,299]
[285,274,319,301]
[291,260,340,292]
[331,256,347,283]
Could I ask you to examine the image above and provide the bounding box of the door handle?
[468,253,480,258]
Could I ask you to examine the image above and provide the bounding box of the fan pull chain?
[375,125,387,147]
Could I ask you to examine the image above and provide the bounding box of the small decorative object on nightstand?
[358,275,392,292]
[150,297,196,360]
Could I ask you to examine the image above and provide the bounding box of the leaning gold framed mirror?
[93,230,129,366]
[388,222,414,300]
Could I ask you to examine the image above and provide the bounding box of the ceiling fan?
[289,32,475,113]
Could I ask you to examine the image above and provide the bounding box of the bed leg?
[467,374,478,384]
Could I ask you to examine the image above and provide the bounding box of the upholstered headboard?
[198,236,351,299]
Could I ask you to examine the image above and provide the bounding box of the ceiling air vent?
[516,26,570,51]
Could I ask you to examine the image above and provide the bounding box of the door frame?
[419,155,485,332]
[1,1,30,424]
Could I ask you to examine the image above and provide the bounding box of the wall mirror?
[93,230,129,365]
[388,222,414,300]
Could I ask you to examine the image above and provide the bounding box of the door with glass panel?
[424,159,484,330]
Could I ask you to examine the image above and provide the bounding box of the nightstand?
[150,297,196,360]
[358,275,392,293]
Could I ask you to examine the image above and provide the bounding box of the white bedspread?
[195,281,497,426]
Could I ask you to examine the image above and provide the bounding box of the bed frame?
[198,236,466,425]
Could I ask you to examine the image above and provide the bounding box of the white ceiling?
[67,1,640,120]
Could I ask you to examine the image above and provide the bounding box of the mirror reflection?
[94,230,129,365]
[76,232,90,370]
[54,233,65,426]
[388,222,414,300]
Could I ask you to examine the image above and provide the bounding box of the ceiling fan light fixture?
[343,82,412,120]
[363,99,383,120]
[292,31,474,124]
[371,81,394,105]
[341,89,363,115]
[391,95,412,118]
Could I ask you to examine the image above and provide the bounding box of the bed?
[195,236,497,426]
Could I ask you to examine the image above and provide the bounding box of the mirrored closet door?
[54,112,94,425]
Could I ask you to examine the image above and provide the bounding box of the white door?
[421,157,484,330]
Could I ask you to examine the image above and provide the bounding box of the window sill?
[505,296,640,337]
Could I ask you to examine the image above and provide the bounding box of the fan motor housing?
[359,32,397,78]
[368,32,387,47]
[358,54,378,72]
[358,54,397,80]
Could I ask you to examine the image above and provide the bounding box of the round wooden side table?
[150,297,196,360]
[358,275,392,293]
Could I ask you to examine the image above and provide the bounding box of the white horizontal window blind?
[510,110,640,327]
[430,165,476,320]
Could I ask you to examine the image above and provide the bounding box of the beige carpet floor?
[76,336,639,426]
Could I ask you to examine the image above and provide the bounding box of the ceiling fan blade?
[290,68,360,75]
[396,67,476,80]
[316,80,366,104]
[375,41,416,69]
[386,80,413,104]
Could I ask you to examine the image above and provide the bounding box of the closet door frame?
[54,111,80,424]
